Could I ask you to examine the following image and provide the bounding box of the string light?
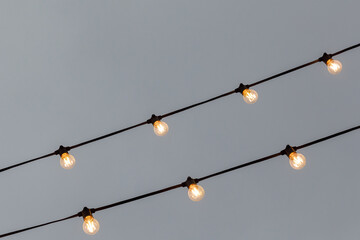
[0,43,359,173]
[319,52,343,75]
[1,125,358,238]
[184,177,205,202]
[57,146,76,170]
[236,83,258,104]
[284,145,306,170]
[148,114,169,136]
[81,208,100,235]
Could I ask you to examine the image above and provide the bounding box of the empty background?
[0,1,359,239]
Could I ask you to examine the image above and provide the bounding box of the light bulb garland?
[0,43,359,173]
[1,124,359,238]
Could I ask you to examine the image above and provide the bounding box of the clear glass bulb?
[83,216,100,235]
[60,153,76,170]
[242,89,258,104]
[153,120,169,136]
[289,152,306,170]
[188,184,205,202]
[327,59,342,75]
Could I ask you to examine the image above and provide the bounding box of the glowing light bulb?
[60,153,75,170]
[83,215,100,235]
[289,152,306,170]
[153,120,169,136]
[242,89,258,104]
[188,184,205,202]
[327,59,342,75]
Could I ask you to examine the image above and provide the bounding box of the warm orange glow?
[289,152,306,170]
[153,120,169,136]
[60,153,76,169]
[83,215,100,235]
[188,184,205,201]
[326,59,342,75]
[242,89,258,104]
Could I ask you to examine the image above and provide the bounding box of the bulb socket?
[182,176,199,188]
[235,83,250,95]
[147,114,163,125]
[283,145,296,157]
[56,145,70,156]
[81,207,93,219]
[319,52,333,64]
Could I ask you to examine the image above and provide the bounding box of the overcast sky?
[1,1,360,239]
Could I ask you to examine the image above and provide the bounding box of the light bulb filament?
[60,152,76,170]
[289,152,306,170]
[326,59,342,75]
[188,184,205,202]
[153,120,169,136]
[63,156,72,167]
[83,215,100,235]
[242,88,258,104]
[85,217,97,233]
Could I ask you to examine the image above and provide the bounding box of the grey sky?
[1,1,360,239]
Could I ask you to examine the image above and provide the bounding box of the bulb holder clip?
[235,83,249,95]
[80,207,95,219]
[283,145,297,157]
[319,52,333,64]
[182,176,199,188]
[55,145,71,156]
[147,114,163,125]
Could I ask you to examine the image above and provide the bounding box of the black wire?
[2,124,359,238]
[1,42,359,174]
[332,43,360,56]
[197,152,283,182]
[69,121,149,150]
[0,214,78,238]
[93,183,183,213]
[248,59,320,88]
[295,125,360,150]
[161,90,237,118]
[0,152,56,173]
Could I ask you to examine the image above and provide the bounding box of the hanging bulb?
[289,152,306,170]
[284,145,306,170]
[57,146,75,170]
[83,215,100,235]
[188,184,205,202]
[236,84,258,104]
[60,152,76,170]
[326,59,342,75]
[153,120,169,136]
[81,207,100,235]
[242,88,258,104]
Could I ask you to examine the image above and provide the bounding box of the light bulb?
[83,215,100,235]
[188,184,205,202]
[289,152,306,170]
[242,89,258,104]
[327,59,342,75]
[153,120,169,136]
[60,152,75,170]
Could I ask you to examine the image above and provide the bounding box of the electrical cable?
[1,42,359,174]
[1,124,359,238]
[0,214,78,238]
